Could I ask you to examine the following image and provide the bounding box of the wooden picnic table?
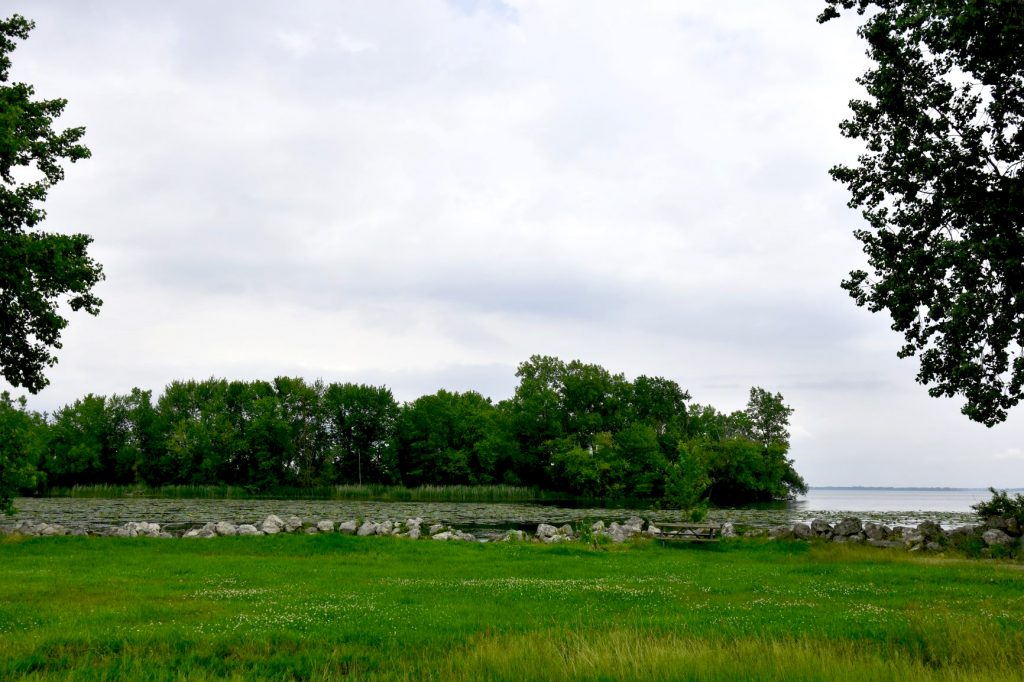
[656,522,721,543]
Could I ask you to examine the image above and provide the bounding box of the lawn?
[1,534,1021,680]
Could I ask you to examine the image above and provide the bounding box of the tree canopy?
[0,14,102,393]
[0,358,807,510]
[819,1,1024,426]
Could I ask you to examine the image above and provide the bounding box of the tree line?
[1,356,807,512]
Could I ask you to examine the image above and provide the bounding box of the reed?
[46,483,559,503]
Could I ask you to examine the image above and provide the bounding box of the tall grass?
[46,483,561,503]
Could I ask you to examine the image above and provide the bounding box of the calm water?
[795,487,1010,513]
[3,488,1012,537]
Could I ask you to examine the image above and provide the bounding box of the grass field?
[1,534,1022,680]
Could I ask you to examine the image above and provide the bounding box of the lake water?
[4,488,1013,537]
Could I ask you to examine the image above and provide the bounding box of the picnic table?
[656,522,721,543]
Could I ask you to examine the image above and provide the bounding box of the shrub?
[971,488,1024,525]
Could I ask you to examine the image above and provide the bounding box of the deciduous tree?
[820,1,1024,425]
[1,15,102,392]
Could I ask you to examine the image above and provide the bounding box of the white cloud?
[4,0,1024,487]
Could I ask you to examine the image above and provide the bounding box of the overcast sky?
[4,0,1022,487]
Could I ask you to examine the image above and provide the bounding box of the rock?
[769,525,794,540]
[215,521,238,537]
[543,534,568,544]
[261,515,284,534]
[503,529,526,542]
[606,522,634,543]
[338,520,358,534]
[982,528,1014,547]
[1008,517,1021,536]
[947,524,981,539]
[237,524,260,536]
[592,520,605,532]
[429,523,445,536]
[925,541,942,552]
[357,521,377,537]
[406,517,423,529]
[810,518,833,537]
[792,523,812,540]
[284,516,303,533]
[902,529,924,548]
[375,521,394,536]
[834,517,863,537]
[407,527,421,540]
[985,516,1009,531]
[536,523,559,539]
[184,526,215,539]
[917,521,943,541]
[721,522,737,538]
[863,522,888,541]
[558,524,574,538]
[39,524,67,536]
[454,531,476,542]
[646,524,662,537]
[317,520,335,533]
[305,526,318,534]
[624,517,644,532]
[847,533,865,543]
[432,531,453,541]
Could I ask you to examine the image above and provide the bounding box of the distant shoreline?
[808,486,1024,492]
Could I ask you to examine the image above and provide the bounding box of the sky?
[3,0,1022,487]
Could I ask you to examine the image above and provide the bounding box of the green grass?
[45,483,559,503]
[1,535,1022,680]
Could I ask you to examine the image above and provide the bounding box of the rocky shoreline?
[5,513,1021,554]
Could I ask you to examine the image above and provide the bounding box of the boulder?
[237,524,261,536]
[261,515,284,534]
[792,523,812,540]
[406,517,423,529]
[375,521,394,536]
[454,531,476,542]
[536,523,559,539]
[606,522,635,543]
[357,521,377,537]
[543,534,569,544]
[720,522,736,538]
[215,521,238,537]
[338,520,358,534]
[902,529,925,548]
[863,522,889,541]
[646,524,662,537]
[284,516,303,533]
[985,516,1009,531]
[982,528,1014,547]
[429,523,445,536]
[184,526,215,539]
[503,529,526,542]
[834,517,863,537]
[925,541,943,552]
[432,531,453,541]
[316,520,335,533]
[917,521,943,541]
[1008,517,1021,536]
[769,525,794,540]
[810,518,833,537]
[592,520,605,532]
[304,526,318,534]
[624,517,644,532]
[407,527,421,540]
[558,524,574,538]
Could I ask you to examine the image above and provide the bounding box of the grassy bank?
[1,535,1022,680]
[43,483,562,503]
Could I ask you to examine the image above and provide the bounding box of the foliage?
[819,1,1024,425]
[0,15,102,393]
[0,391,44,513]
[0,537,1022,680]
[17,358,806,506]
[971,486,1024,525]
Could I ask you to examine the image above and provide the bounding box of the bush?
[971,488,1024,525]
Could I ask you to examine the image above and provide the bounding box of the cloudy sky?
[4,1,1022,487]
